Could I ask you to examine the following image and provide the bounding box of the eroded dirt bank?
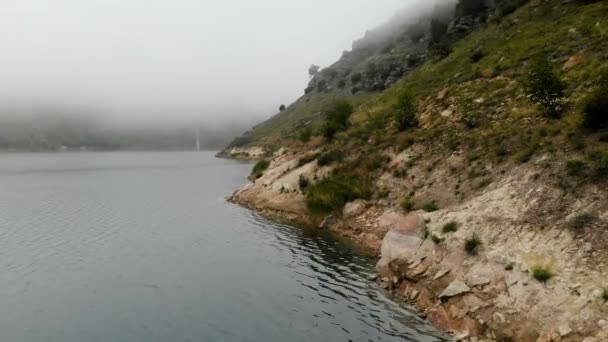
[227,146,608,342]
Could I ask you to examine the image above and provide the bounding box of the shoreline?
[225,146,608,342]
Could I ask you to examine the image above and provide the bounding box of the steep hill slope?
[226,0,608,340]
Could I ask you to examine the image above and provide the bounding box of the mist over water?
[0,0,447,150]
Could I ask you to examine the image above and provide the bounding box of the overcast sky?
[0,0,410,123]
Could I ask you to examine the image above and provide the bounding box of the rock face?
[439,280,471,299]
[376,212,426,273]
[342,200,366,218]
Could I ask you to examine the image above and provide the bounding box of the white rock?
[559,322,572,337]
[439,280,471,299]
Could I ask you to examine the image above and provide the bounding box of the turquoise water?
[0,152,445,341]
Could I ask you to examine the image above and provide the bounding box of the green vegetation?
[442,221,459,233]
[565,160,585,176]
[524,54,566,118]
[298,127,313,142]
[251,160,270,179]
[568,212,596,230]
[602,288,608,302]
[431,234,444,244]
[305,175,370,214]
[323,100,354,139]
[298,175,310,191]
[464,233,481,255]
[400,196,415,212]
[393,89,418,131]
[582,69,608,131]
[531,265,553,283]
[317,150,344,166]
[422,201,439,212]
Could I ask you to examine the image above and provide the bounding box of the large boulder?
[342,199,366,218]
[376,212,426,275]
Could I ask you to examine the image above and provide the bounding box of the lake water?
[0,152,445,342]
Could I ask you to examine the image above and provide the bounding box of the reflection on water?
[0,152,446,342]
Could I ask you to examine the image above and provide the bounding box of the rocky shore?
[227,146,608,342]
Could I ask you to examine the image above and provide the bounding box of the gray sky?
[0,0,409,123]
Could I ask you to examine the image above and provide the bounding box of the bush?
[565,160,585,176]
[456,0,487,17]
[430,19,448,43]
[400,197,415,212]
[298,127,313,142]
[297,153,319,167]
[298,175,310,191]
[305,175,370,214]
[351,73,362,84]
[568,212,596,230]
[317,150,343,166]
[431,234,444,244]
[524,55,566,118]
[251,160,270,179]
[470,49,484,63]
[394,89,418,131]
[442,221,459,233]
[531,265,553,283]
[323,100,354,139]
[422,201,439,212]
[464,233,481,255]
[602,288,608,302]
[582,70,608,131]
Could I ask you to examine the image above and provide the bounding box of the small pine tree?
[394,90,418,131]
[525,55,566,118]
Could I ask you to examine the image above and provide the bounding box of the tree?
[525,55,566,118]
[308,65,320,78]
[279,104,286,112]
[394,89,418,131]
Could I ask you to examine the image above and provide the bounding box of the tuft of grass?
[565,160,585,176]
[251,160,270,179]
[464,233,481,255]
[568,212,596,230]
[305,174,370,214]
[431,234,444,244]
[442,221,459,233]
[531,265,553,283]
[602,288,608,302]
[400,196,415,212]
[422,200,439,212]
[505,262,514,271]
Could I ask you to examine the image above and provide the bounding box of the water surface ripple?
[0,152,446,342]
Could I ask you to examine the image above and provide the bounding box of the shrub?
[422,201,439,212]
[400,196,415,212]
[317,150,343,166]
[298,175,310,191]
[531,265,553,283]
[524,55,566,118]
[431,234,444,244]
[464,233,481,255]
[568,212,596,230]
[323,100,354,140]
[351,73,362,84]
[582,70,608,131]
[279,104,286,112]
[456,0,487,17]
[602,288,608,302]
[470,49,484,63]
[394,89,418,131]
[305,175,370,214]
[298,127,313,142]
[297,153,319,167]
[565,160,585,176]
[251,160,270,179]
[442,221,459,233]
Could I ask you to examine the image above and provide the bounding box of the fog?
[0,0,444,149]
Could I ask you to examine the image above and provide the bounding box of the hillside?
[225,0,608,340]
